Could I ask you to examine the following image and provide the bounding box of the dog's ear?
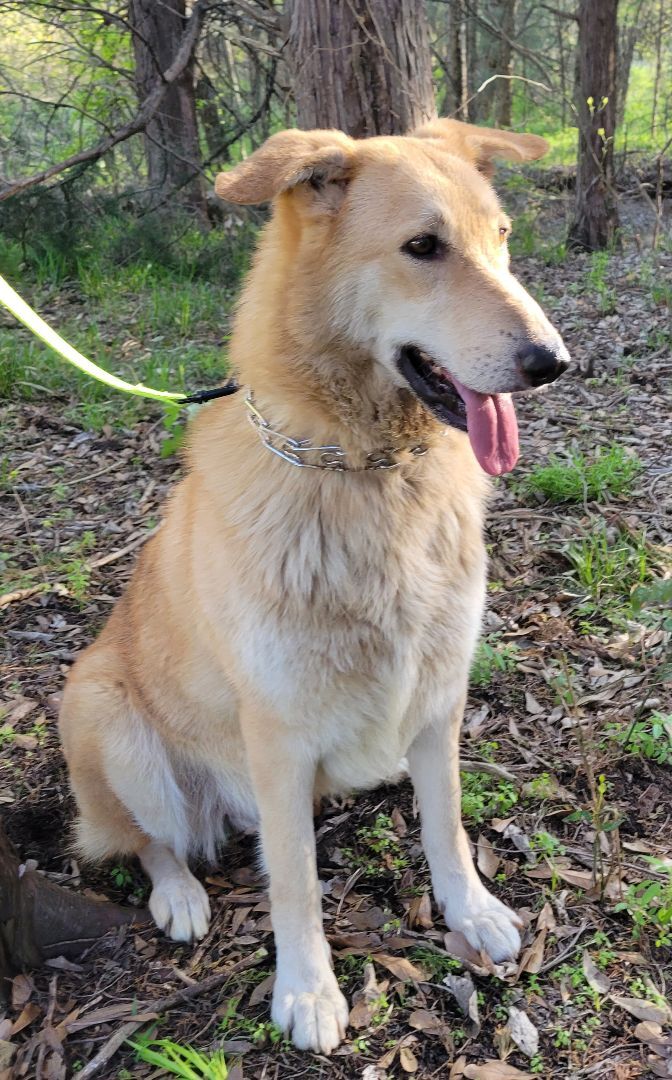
[413,118,548,178]
[215,129,356,210]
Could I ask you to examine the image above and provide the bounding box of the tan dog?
[59,119,569,1054]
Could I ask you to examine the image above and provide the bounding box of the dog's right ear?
[215,129,356,210]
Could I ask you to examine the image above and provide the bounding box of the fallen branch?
[0,821,143,992]
[77,947,268,1079]
[0,582,67,609]
[0,0,209,201]
[460,759,518,783]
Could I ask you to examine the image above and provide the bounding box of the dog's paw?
[149,872,211,942]
[272,974,349,1054]
[442,886,522,963]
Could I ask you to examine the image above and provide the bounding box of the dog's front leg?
[242,707,348,1054]
[408,705,522,963]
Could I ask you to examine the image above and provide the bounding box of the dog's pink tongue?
[450,378,519,476]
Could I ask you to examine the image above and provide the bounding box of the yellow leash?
[0,273,188,404]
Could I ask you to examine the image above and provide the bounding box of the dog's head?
[215,121,569,475]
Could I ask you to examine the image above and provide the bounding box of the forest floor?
[1,192,671,1080]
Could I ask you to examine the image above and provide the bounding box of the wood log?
[0,819,146,997]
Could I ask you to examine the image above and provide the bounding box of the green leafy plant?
[110,865,134,889]
[615,859,672,948]
[470,636,520,688]
[461,771,518,824]
[341,813,409,879]
[586,250,617,314]
[525,445,640,503]
[128,1036,228,1079]
[607,713,672,765]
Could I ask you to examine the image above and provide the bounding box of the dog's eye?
[403,234,440,259]
[499,225,510,243]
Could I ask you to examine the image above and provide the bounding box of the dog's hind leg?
[407,697,523,963]
[139,840,210,942]
[60,654,210,942]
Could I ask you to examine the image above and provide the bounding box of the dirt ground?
[1,202,671,1079]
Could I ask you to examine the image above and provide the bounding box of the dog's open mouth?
[397,345,519,477]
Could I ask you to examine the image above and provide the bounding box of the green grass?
[470,635,520,687]
[564,523,652,607]
[128,1036,228,1079]
[0,209,247,433]
[525,445,641,504]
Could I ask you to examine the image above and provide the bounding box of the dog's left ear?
[215,129,356,211]
[413,118,548,178]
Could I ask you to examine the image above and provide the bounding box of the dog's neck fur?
[228,206,445,461]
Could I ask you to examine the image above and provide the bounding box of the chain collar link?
[244,391,429,472]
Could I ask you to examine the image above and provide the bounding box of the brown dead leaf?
[554,867,595,890]
[348,906,388,931]
[582,950,610,995]
[506,1006,539,1058]
[516,929,546,976]
[13,734,38,750]
[442,972,480,1035]
[611,995,672,1026]
[443,931,485,968]
[11,974,34,1009]
[524,691,544,715]
[463,1064,533,1079]
[646,1057,672,1078]
[248,972,275,1008]
[399,1044,419,1073]
[633,1021,672,1054]
[10,1003,41,1036]
[0,1045,15,1071]
[408,1009,444,1035]
[477,834,501,880]
[391,806,408,837]
[407,892,433,929]
[374,954,426,983]
[536,902,556,931]
[7,697,39,723]
[450,1056,467,1079]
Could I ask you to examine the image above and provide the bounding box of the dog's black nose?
[517,342,569,387]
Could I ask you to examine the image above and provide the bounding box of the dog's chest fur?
[196,441,489,790]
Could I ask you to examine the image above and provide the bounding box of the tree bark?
[568,0,620,251]
[493,0,516,128]
[287,0,436,137]
[0,820,144,996]
[129,0,206,217]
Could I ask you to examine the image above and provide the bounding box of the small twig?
[538,920,590,974]
[87,527,159,570]
[77,947,268,1078]
[460,759,517,783]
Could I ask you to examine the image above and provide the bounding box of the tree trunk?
[651,0,665,136]
[128,0,206,217]
[0,820,144,995]
[568,0,620,252]
[493,0,516,128]
[287,0,436,137]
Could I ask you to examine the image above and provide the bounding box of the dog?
[59,118,569,1054]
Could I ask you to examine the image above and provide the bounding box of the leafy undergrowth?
[1,201,671,1079]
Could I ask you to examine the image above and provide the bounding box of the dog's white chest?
[224,473,487,791]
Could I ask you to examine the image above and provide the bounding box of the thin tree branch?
[0,0,210,202]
